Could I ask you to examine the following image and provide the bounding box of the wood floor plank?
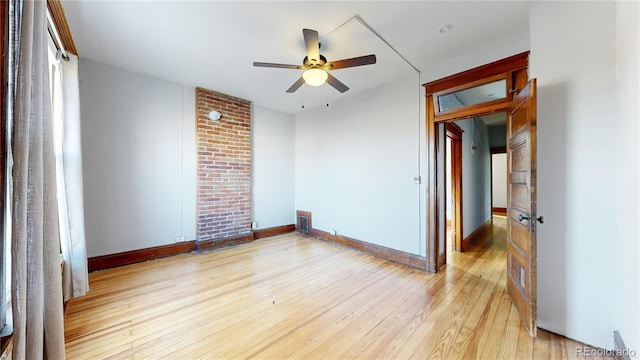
[166,258,405,359]
[65,218,615,359]
[291,271,427,359]
[496,296,523,359]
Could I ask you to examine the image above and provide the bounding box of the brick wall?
[196,87,252,242]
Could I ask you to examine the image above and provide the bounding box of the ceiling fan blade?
[253,62,304,69]
[303,28,320,62]
[325,54,377,70]
[326,73,349,93]
[286,77,306,93]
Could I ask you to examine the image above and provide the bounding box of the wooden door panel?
[508,243,530,294]
[510,220,531,254]
[510,185,529,210]
[510,107,528,133]
[508,245,532,327]
[511,142,529,171]
[510,172,527,185]
[507,79,537,336]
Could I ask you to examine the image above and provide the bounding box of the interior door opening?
[444,122,463,264]
[491,150,508,217]
[423,52,537,335]
[440,116,503,260]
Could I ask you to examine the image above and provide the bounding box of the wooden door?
[506,79,537,336]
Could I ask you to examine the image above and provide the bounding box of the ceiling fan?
[253,28,377,93]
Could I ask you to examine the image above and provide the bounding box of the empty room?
[1,1,638,359]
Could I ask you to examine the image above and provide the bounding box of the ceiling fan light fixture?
[302,68,328,86]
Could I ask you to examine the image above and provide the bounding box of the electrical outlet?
[331,230,337,236]
[251,222,258,229]
[175,236,186,243]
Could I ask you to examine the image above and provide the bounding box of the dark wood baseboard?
[490,146,507,154]
[197,232,255,251]
[462,218,493,251]
[88,241,197,272]
[253,224,296,239]
[308,228,426,270]
[492,207,507,216]
[89,225,298,272]
[87,221,428,272]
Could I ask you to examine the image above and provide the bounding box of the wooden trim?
[47,0,78,55]
[445,122,463,139]
[461,218,493,251]
[445,123,463,254]
[253,224,296,239]
[434,100,511,123]
[296,210,312,233]
[491,146,507,154]
[197,233,255,252]
[425,92,437,273]
[423,52,529,95]
[88,241,197,272]
[88,225,300,271]
[492,207,507,216]
[309,228,427,270]
[293,209,424,269]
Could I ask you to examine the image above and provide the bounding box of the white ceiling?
[61,1,531,115]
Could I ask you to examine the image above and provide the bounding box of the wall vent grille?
[296,210,312,235]
[299,216,309,234]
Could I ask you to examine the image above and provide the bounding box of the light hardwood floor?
[65,217,612,359]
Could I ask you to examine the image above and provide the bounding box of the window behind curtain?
[0,7,61,342]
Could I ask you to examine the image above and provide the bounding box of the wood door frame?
[423,52,530,273]
[444,123,463,254]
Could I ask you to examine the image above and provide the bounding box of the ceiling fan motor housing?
[304,54,327,68]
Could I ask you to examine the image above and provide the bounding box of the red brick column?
[195,87,252,242]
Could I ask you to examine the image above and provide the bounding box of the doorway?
[423,51,539,335]
[491,149,508,217]
[444,122,463,263]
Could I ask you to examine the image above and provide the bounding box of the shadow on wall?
[536,82,568,335]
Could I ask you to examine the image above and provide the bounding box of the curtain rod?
[46,9,69,61]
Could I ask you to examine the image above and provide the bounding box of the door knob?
[517,214,529,221]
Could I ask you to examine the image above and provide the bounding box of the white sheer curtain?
[50,52,89,301]
[9,0,66,358]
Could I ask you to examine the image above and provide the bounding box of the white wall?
[491,153,507,209]
[454,118,492,238]
[79,60,196,257]
[294,74,423,255]
[615,1,640,354]
[531,1,618,349]
[251,106,296,229]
